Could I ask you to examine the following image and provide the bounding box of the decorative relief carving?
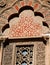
[38,0,50,9]
[2,44,13,65]
[36,42,45,65]
[0,0,6,8]
[2,5,49,38]
[0,0,50,35]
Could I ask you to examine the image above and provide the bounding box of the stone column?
[49,37,50,65]
[0,45,1,65]
[0,40,3,65]
[45,36,50,65]
[1,43,3,65]
[0,36,7,65]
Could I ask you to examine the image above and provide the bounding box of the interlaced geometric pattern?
[15,45,33,65]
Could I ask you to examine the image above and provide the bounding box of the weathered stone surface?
[0,0,50,65]
[2,44,13,65]
[36,42,45,65]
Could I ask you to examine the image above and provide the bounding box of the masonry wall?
[0,0,50,65]
[1,38,46,65]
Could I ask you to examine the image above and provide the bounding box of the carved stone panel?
[36,42,45,65]
[2,44,13,65]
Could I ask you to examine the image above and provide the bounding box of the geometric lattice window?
[15,45,33,65]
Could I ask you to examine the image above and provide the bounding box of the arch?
[19,6,34,15]
[42,22,49,28]
[8,13,19,22]
[2,24,9,33]
[34,12,44,18]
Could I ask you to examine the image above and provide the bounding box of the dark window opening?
[22,50,28,56]
[22,61,27,65]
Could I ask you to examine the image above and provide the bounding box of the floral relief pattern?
[9,15,42,37]
[2,6,49,38]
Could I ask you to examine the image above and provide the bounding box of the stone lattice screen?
[15,45,33,65]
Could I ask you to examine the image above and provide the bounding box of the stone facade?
[36,42,45,65]
[2,44,13,65]
[0,0,50,65]
[0,37,48,65]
